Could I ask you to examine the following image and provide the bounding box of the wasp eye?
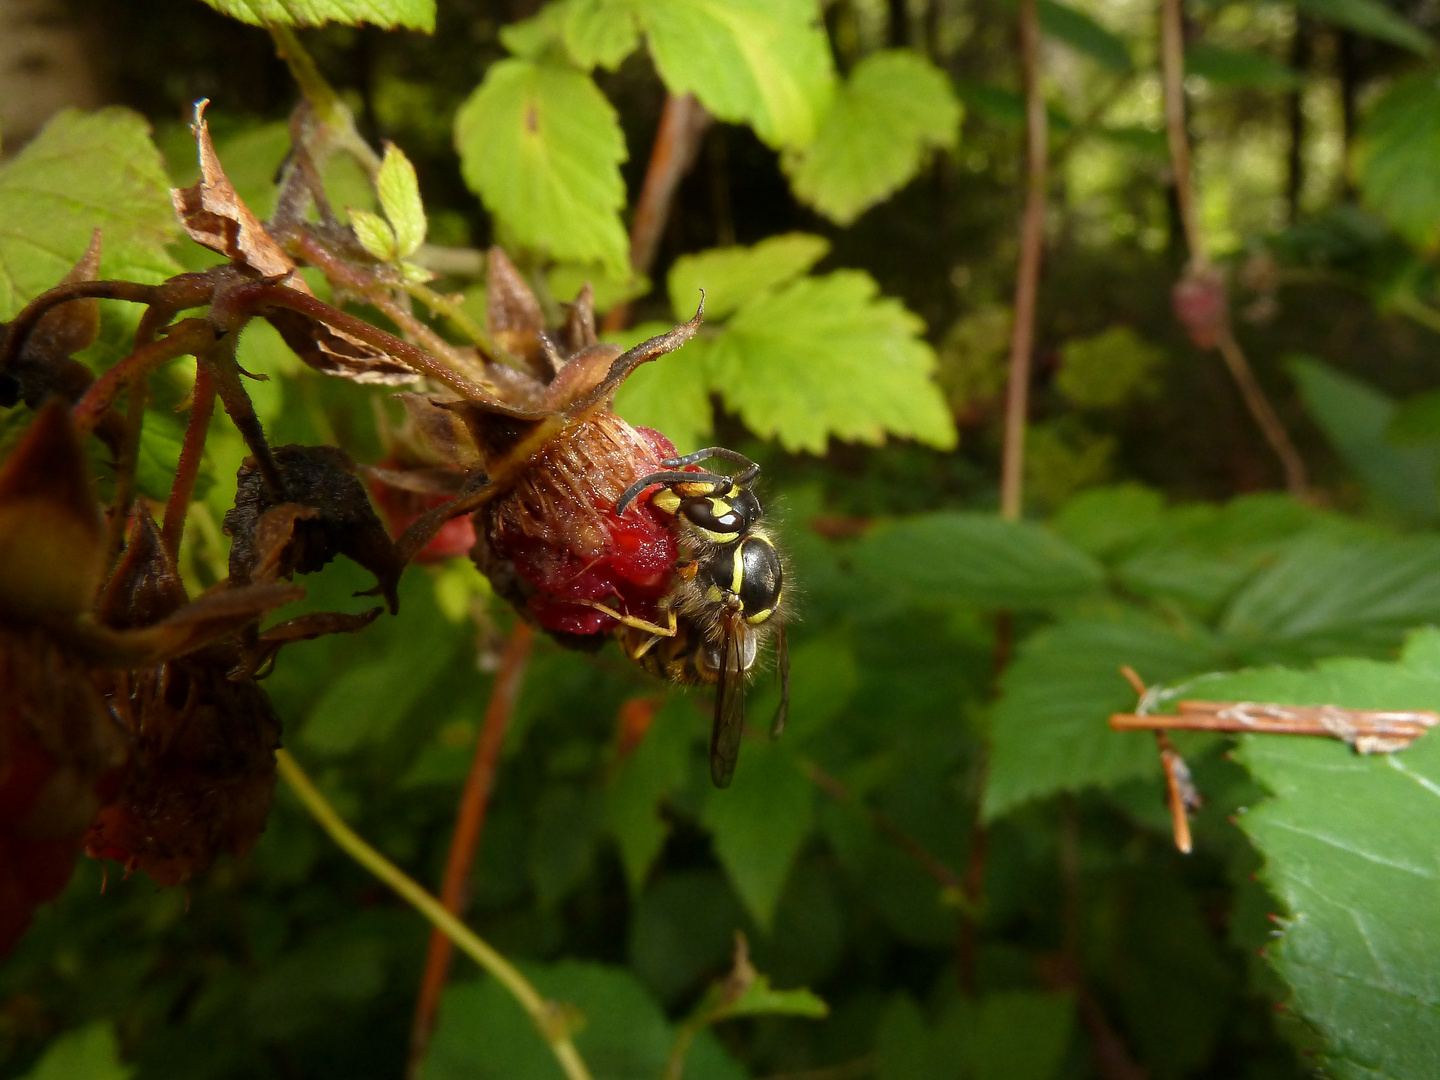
[682,497,745,534]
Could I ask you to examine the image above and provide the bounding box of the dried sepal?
[487,247,548,376]
[224,444,403,612]
[0,230,104,412]
[0,400,104,619]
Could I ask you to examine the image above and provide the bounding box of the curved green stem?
[275,749,594,1080]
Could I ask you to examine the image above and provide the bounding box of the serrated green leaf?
[565,0,641,69]
[455,58,630,274]
[632,0,836,149]
[421,962,672,1080]
[19,1023,132,1080]
[349,207,398,262]
[610,323,715,454]
[784,50,961,225]
[1185,630,1440,1080]
[667,233,829,321]
[701,741,814,930]
[197,0,434,30]
[1220,533,1440,662]
[1356,74,1440,249]
[1038,0,1132,73]
[852,512,1103,609]
[498,4,566,58]
[0,108,178,320]
[705,271,956,453]
[983,618,1222,820]
[376,142,426,257]
[1294,0,1431,54]
[1186,44,1301,90]
[1289,356,1439,522]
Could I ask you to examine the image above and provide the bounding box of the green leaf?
[972,992,1074,1080]
[376,142,426,257]
[784,50,961,225]
[1038,0,1132,72]
[1055,325,1164,408]
[667,233,830,321]
[19,1023,132,1080]
[1289,356,1439,522]
[350,207,398,262]
[851,512,1104,609]
[1294,0,1431,54]
[609,324,715,454]
[548,261,649,314]
[1388,388,1440,445]
[631,0,836,149]
[564,0,641,69]
[983,617,1221,820]
[713,975,828,1020]
[701,741,814,930]
[1357,74,1440,248]
[455,58,630,274]
[0,108,178,320]
[196,0,435,30]
[1186,630,1440,1080]
[877,995,967,1080]
[530,783,605,907]
[421,962,672,1080]
[705,270,957,453]
[1220,533,1440,662]
[1186,44,1301,90]
[605,697,695,893]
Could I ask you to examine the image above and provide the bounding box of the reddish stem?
[0,280,160,370]
[603,93,711,333]
[161,367,218,559]
[72,321,212,436]
[407,621,535,1077]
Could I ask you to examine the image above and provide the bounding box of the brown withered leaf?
[224,444,403,612]
[93,505,188,631]
[0,400,105,620]
[0,230,104,413]
[172,101,417,386]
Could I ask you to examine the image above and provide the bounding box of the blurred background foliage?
[8,0,1440,1077]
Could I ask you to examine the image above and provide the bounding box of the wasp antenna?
[614,468,733,516]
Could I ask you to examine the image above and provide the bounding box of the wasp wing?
[709,618,746,788]
[771,619,789,739]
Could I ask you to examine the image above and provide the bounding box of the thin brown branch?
[1112,702,1437,747]
[72,321,212,436]
[1154,732,1195,855]
[161,367,217,560]
[1159,0,1308,496]
[407,621,535,1078]
[0,280,161,371]
[603,93,712,333]
[999,0,1048,522]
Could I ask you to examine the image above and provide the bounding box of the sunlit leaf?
[565,0,641,69]
[349,208,397,262]
[197,0,435,30]
[0,108,178,320]
[983,617,1222,820]
[455,59,630,274]
[1356,73,1440,248]
[375,142,426,258]
[784,50,961,225]
[632,0,835,149]
[667,233,830,321]
[1178,629,1440,1080]
[705,271,957,453]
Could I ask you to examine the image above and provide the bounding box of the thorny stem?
[1159,0,1309,496]
[0,280,161,371]
[275,749,595,1080]
[73,321,213,436]
[999,0,1048,522]
[408,622,535,1078]
[162,367,217,560]
[603,93,712,333]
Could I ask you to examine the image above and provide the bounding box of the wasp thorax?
[699,534,783,625]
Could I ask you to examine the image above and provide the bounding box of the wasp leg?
[630,633,663,659]
[576,600,677,637]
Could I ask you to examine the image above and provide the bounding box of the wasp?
[390,251,791,786]
[614,447,790,788]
